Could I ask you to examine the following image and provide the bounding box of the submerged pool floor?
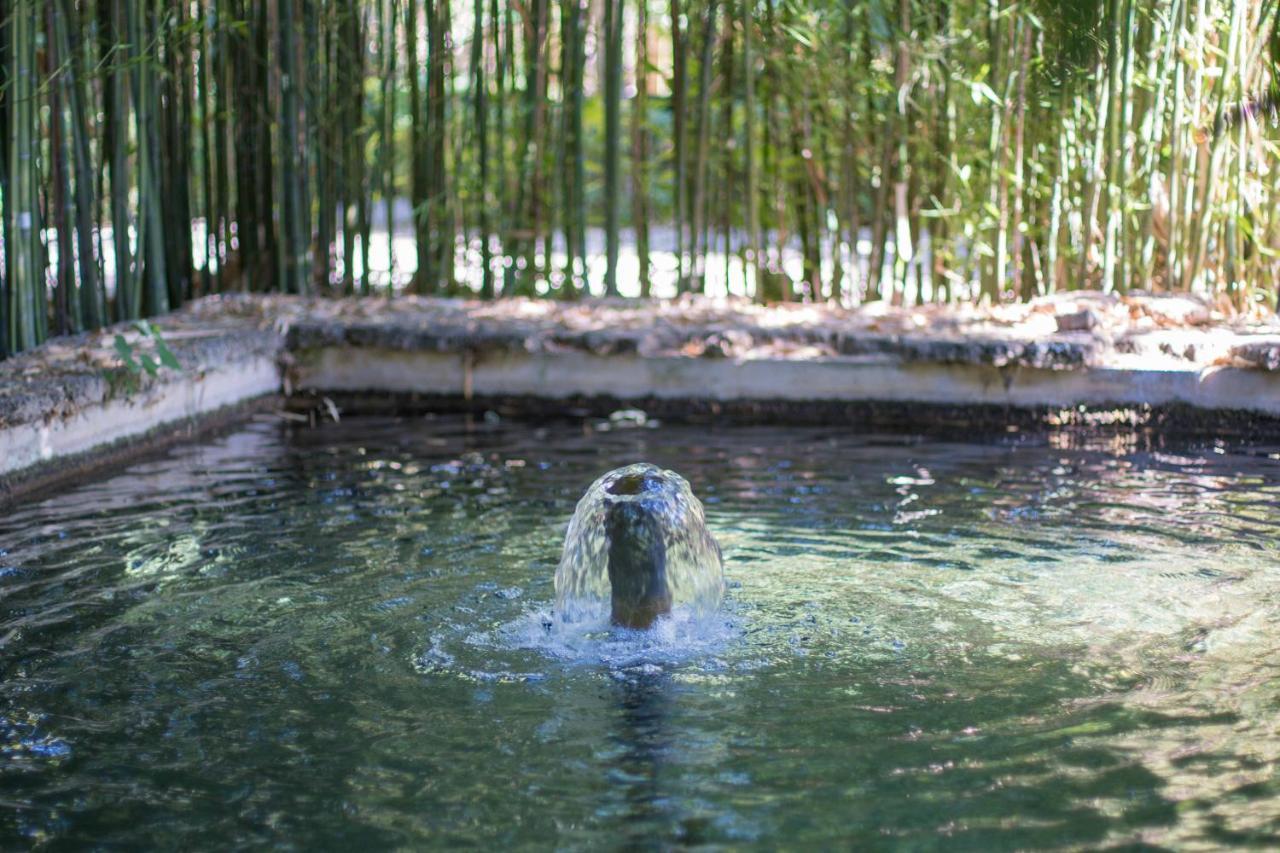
[2,415,1280,848]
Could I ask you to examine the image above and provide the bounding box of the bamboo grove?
[1,0,1279,358]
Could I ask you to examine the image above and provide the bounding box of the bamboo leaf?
[153,333,182,370]
[969,80,1002,107]
[114,334,139,372]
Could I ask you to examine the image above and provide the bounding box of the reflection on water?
[1,415,1279,847]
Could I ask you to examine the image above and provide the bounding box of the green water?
[3,416,1280,849]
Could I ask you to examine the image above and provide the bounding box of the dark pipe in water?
[604,472,675,628]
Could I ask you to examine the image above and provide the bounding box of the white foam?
[415,600,741,682]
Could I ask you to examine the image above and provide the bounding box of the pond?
[3,414,1279,848]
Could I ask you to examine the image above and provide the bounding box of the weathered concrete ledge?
[3,291,1280,502]
[262,290,1280,430]
[0,313,281,502]
[285,347,1280,424]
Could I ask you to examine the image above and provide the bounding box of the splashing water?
[554,463,725,626]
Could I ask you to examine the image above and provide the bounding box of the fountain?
[555,463,725,628]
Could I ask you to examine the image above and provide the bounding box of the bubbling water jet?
[555,464,724,628]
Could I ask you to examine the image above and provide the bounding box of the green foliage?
[1033,0,1107,87]
[113,322,183,380]
[1,0,1279,362]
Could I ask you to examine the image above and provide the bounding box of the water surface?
[3,415,1279,848]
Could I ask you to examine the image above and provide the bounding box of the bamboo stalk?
[559,0,583,296]
[55,0,103,329]
[48,0,79,335]
[631,0,651,298]
[742,0,759,302]
[603,0,623,296]
[671,0,688,292]
[474,0,493,297]
[689,0,719,294]
[8,0,44,350]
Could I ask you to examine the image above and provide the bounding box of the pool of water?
[3,415,1280,848]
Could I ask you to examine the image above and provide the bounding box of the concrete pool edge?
[3,293,1280,506]
[0,355,282,505]
[0,317,283,505]
[284,346,1280,435]
[0,391,282,506]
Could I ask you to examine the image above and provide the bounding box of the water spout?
[555,464,724,628]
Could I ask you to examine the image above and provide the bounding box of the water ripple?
[1,417,1279,847]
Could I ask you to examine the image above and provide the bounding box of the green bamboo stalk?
[306,0,329,290]
[198,0,215,296]
[1011,19,1031,299]
[569,0,585,288]
[927,0,953,303]
[279,0,309,294]
[764,0,787,301]
[603,0,624,296]
[633,0,652,298]
[671,0,688,292]
[422,0,446,293]
[0,0,10,354]
[1164,0,1189,289]
[892,0,912,305]
[1046,89,1070,295]
[473,0,492,297]
[299,0,316,290]
[1176,0,1209,291]
[518,0,547,295]
[717,10,734,297]
[689,0,719,294]
[167,0,195,307]
[1110,0,1136,294]
[1078,61,1109,291]
[128,0,169,314]
[406,0,424,292]
[1099,0,1122,293]
[495,0,510,295]
[8,0,44,350]
[1136,0,1178,289]
[868,129,893,301]
[214,0,232,289]
[559,0,583,295]
[47,0,80,335]
[1193,0,1247,293]
[743,0,759,301]
[350,0,371,294]
[54,0,103,329]
[105,0,137,320]
[311,0,332,289]
[789,110,820,300]
[442,0,459,291]
[339,18,353,293]
[382,0,397,292]
[0,0,10,357]
[978,0,1003,302]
